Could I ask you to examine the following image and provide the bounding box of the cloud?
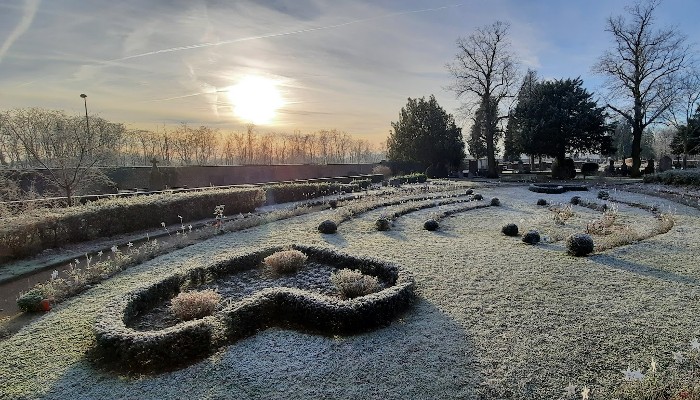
[0,0,40,64]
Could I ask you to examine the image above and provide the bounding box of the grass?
[0,183,698,399]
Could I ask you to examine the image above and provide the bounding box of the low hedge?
[263,182,360,204]
[94,245,415,371]
[388,173,427,186]
[0,187,265,262]
[643,170,700,186]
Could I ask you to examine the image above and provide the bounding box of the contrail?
[109,4,463,63]
[0,0,41,64]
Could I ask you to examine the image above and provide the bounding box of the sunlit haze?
[1,0,699,144]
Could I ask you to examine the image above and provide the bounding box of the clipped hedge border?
[528,183,588,194]
[94,245,415,371]
[0,187,265,263]
[263,182,361,205]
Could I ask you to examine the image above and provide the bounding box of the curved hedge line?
[528,183,589,194]
[94,245,415,371]
[264,182,362,204]
[0,187,265,263]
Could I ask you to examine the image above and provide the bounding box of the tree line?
[387,0,700,178]
[0,108,384,169]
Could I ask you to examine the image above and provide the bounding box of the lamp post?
[80,93,89,135]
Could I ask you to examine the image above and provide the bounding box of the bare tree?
[594,0,689,176]
[666,68,700,167]
[447,20,519,178]
[1,108,120,205]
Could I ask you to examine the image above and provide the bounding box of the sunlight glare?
[227,76,284,125]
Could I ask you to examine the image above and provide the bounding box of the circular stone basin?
[94,245,415,371]
[528,183,589,194]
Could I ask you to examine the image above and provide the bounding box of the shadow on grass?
[589,254,698,284]
[41,299,484,399]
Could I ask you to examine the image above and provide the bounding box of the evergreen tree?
[387,96,466,169]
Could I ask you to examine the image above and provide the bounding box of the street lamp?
[80,93,89,135]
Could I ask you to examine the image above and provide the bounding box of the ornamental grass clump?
[170,289,221,321]
[423,219,439,231]
[263,249,308,273]
[330,269,381,299]
[318,219,338,234]
[522,230,541,245]
[502,223,519,237]
[566,233,594,256]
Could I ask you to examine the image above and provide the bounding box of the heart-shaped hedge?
[94,245,415,371]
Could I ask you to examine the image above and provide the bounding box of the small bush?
[581,162,599,177]
[264,249,308,273]
[350,179,372,189]
[490,197,500,206]
[552,157,576,179]
[318,220,338,234]
[17,290,44,312]
[372,165,393,179]
[328,199,338,209]
[598,190,610,200]
[643,170,700,185]
[522,230,541,245]
[465,188,474,195]
[502,223,519,236]
[330,269,381,299]
[570,196,581,205]
[537,199,548,206]
[473,193,484,201]
[566,233,594,256]
[170,290,221,321]
[423,219,439,231]
[375,218,391,231]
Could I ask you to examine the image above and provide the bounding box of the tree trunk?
[65,187,73,207]
[630,124,643,177]
[484,96,498,178]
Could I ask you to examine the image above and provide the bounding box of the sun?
[227,76,284,125]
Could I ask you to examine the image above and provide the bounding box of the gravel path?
[1,184,699,399]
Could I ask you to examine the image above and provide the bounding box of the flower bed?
[93,245,415,371]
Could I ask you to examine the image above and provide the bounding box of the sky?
[1,0,699,145]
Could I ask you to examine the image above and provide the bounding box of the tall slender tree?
[594,0,689,176]
[447,21,519,178]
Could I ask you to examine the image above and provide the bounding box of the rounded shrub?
[522,230,541,245]
[264,249,308,273]
[570,196,581,205]
[318,220,338,234]
[328,199,338,209]
[597,190,610,200]
[566,233,594,257]
[490,197,500,206]
[536,199,548,206]
[473,193,484,201]
[423,219,439,231]
[501,223,519,237]
[375,218,391,231]
[16,290,44,312]
[465,188,474,195]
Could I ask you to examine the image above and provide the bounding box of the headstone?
[659,156,672,172]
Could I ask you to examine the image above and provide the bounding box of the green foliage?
[670,116,700,159]
[504,69,539,161]
[509,78,613,167]
[349,179,372,190]
[0,187,265,262]
[468,96,499,160]
[643,170,700,186]
[566,233,594,256]
[490,197,500,206]
[388,173,428,186]
[501,223,519,236]
[473,193,483,201]
[536,199,548,206]
[522,230,541,245]
[16,290,44,312]
[318,220,338,234]
[264,182,357,204]
[611,119,656,160]
[423,219,439,231]
[387,95,466,169]
[581,162,600,177]
[551,158,577,180]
